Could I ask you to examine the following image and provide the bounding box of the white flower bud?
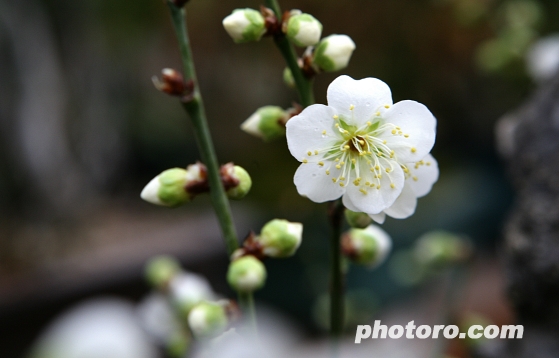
[344,209,373,229]
[141,168,191,207]
[313,34,356,72]
[227,255,267,292]
[187,301,228,339]
[241,106,287,141]
[145,255,181,289]
[341,225,392,268]
[222,164,252,200]
[286,12,323,47]
[169,272,215,315]
[258,219,303,258]
[222,8,266,44]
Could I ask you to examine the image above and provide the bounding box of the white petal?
[407,153,439,198]
[381,100,436,163]
[342,193,361,212]
[326,75,392,127]
[286,104,338,161]
[369,212,386,224]
[141,176,164,206]
[293,162,345,202]
[344,160,405,215]
[383,184,417,219]
[364,224,392,268]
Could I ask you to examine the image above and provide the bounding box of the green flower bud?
[170,273,215,317]
[187,301,228,339]
[344,209,373,229]
[283,67,295,88]
[224,165,252,200]
[145,255,181,289]
[342,225,392,268]
[222,9,266,44]
[258,219,303,258]
[240,106,287,141]
[227,256,267,292]
[313,34,356,72]
[286,12,323,47]
[414,231,471,267]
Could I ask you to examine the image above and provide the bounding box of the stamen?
[411,147,417,153]
[349,104,355,110]
[326,170,330,175]
[307,151,312,156]
[318,162,324,166]
[333,115,339,119]
[404,134,409,138]
[322,130,327,135]
[302,158,308,163]
[390,183,395,189]
[384,104,390,109]
[360,188,368,195]
[413,176,418,181]
[314,150,319,155]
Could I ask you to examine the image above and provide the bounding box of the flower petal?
[369,212,386,224]
[293,162,345,202]
[342,193,361,212]
[407,153,439,198]
[344,161,405,214]
[383,184,417,219]
[286,104,338,161]
[381,100,436,163]
[326,75,392,127]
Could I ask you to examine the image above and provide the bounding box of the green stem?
[166,2,238,255]
[239,292,258,336]
[264,0,315,107]
[328,200,345,350]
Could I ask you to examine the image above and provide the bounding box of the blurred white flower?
[526,33,559,82]
[286,75,437,217]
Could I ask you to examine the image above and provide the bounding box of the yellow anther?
[349,104,355,110]
[318,161,324,167]
[426,162,431,166]
[359,152,365,156]
[383,140,387,144]
[398,131,403,135]
[307,151,312,156]
[332,178,337,183]
[391,129,397,134]
[343,130,349,134]
[335,158,340,162]
[351,158,356,164]
[367,121,372,126]
[376,185,381,189]
[340,177,345,181]
[415,164,419,169]
[326,170,330,175]
[322,130,327,135]
[335,123,339,127]
[384,104,390,109]
[390,183,395,189]
[390,150,395,158]
[365,181,371,186]
[404,134,409,138]
[339,183,345,187]
[411,147,417,153]
[314,150,319,155]
[378,174,382,179]
[359,140,365,146]
[344,145,350,150]
[375,165,380,170]
[336,164,341,169]
[419,160,424,164]
[385,168,391,173]
[413,176,418,181]
[403,167,409,173]
[370,168,375,172]
[302,158,308,163]
[375,111,381,116]
[360,188,368,195]
[396,126,401,130]
[333,115,339,119]
[340,161,345,165]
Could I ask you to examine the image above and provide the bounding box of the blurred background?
[1,0,559,356]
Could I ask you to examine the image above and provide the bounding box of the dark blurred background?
[1,0,559,356]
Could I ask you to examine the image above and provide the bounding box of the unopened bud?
[227,255,267,293]
[342,225,392,268]
[286,11,323,47]
[220,163,252,200]
[258,219,303,258]
[283,67,296,88]
[188,301,229,339]
[241,106,288,141]
[152,68,186,96]
[313,34,356,72]
[414,231,472,267]
[344,209,373,229]
[145,255,182,289]
[223,9,266,43]
[169,272,215,316]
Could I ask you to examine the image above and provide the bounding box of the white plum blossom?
[286,75,437,218]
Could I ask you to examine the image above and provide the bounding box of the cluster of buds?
[141,162,252,207]
[240,105,301,141]
[222,7,355,76]
[226,219,302,293]
[341,225,392,268]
